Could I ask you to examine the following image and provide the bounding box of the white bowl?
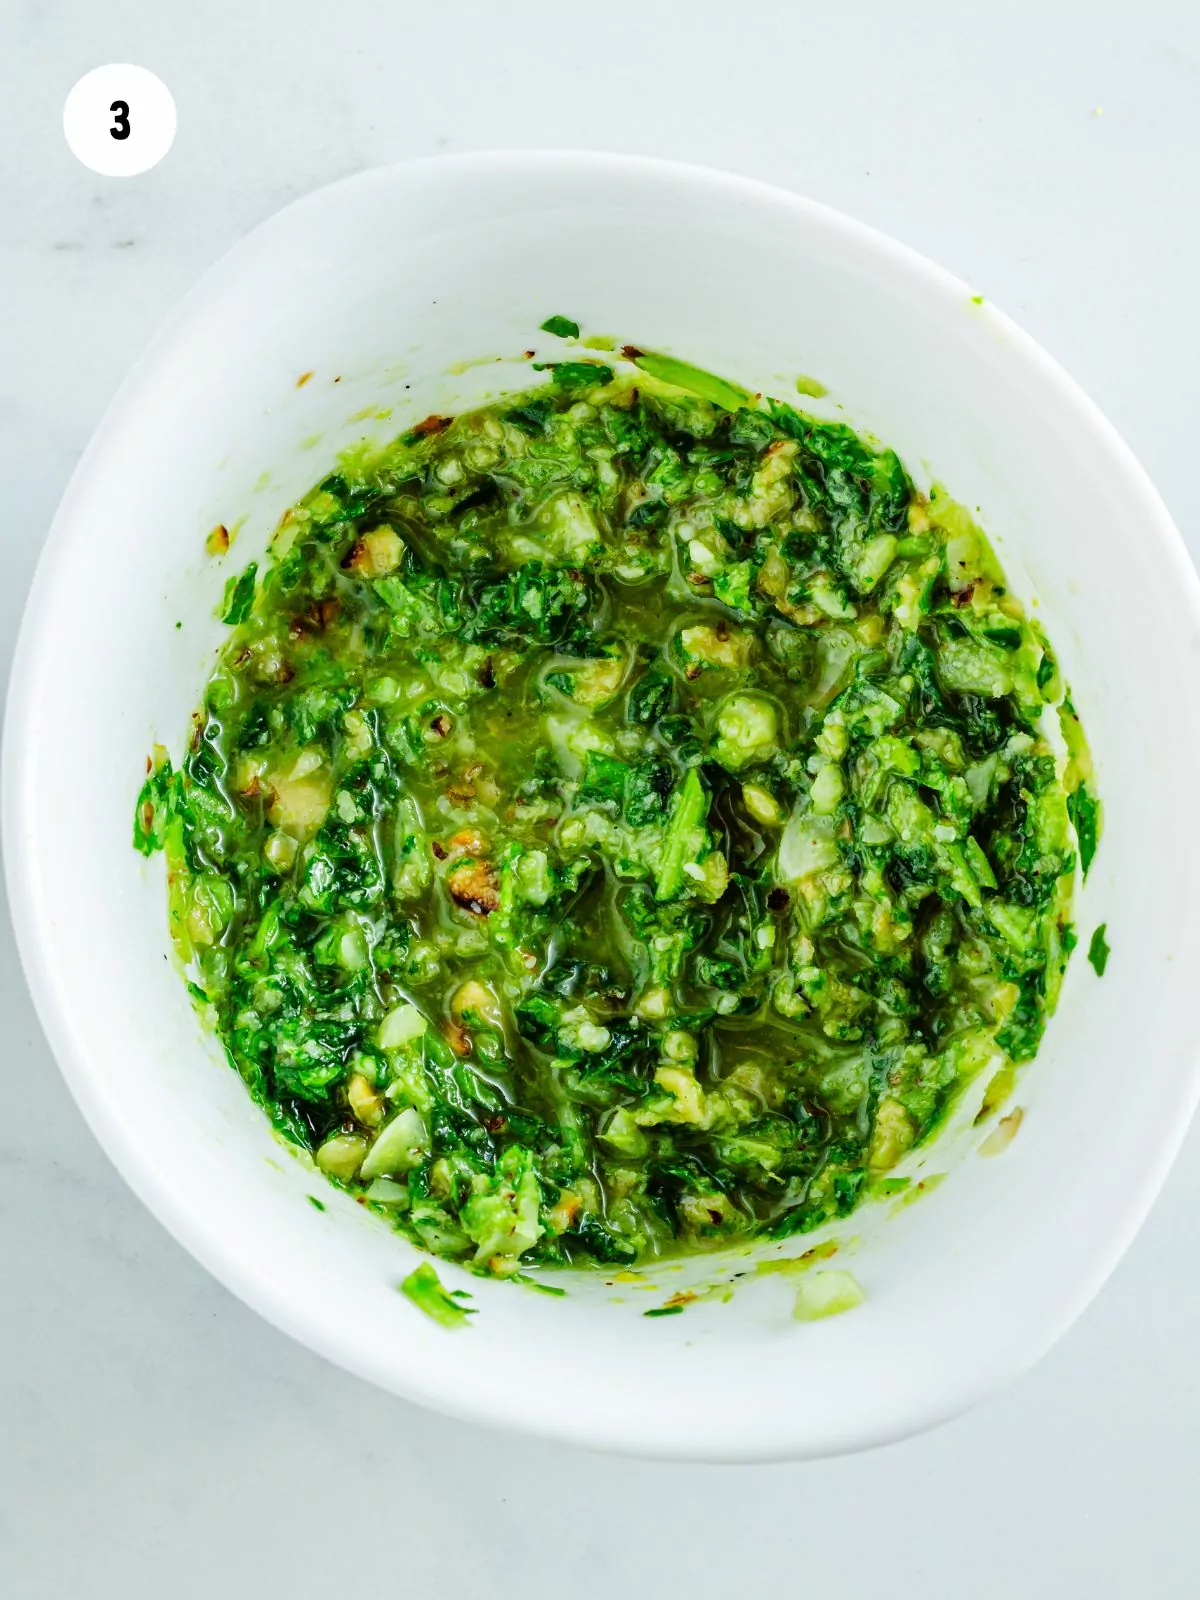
[7,152,1200,1462]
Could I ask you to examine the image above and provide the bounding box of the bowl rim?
[7,148,1200,1461]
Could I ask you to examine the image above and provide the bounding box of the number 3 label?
[64,66,175,176]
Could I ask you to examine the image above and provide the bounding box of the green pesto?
[135,353,1093,1278]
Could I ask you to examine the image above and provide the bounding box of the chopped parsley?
[221,561,257,625]
[400,1262,475,1328]
[539,314,580,339]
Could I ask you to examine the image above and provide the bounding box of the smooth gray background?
[4,4,1198,1595]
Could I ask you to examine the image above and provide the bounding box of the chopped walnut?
[446,857,500,916]
[343,525,403,579]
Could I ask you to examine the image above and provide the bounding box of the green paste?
[135,348,1098,1275]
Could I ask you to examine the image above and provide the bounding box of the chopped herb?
[400,1262,475,1328]
[307,1195,326,1211]
[513,1273,568,1296]
[626,349,751,411]
[1087,923,1110,976]
[643,1304,685,1317]
[540,315,580,339]
[531,360,613,389]
[1067,785,1100,878]
[220,562,257,625]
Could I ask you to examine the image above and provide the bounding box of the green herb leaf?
[654,768,711,901]
[530,361,613,389]
[512,1272,567,1296]
[539,315,580,339]
[400,1262,476,1328]
[627,349,751,411]
[132,758,175,854]
[1087,923,1110,977]
[1067,785,1100,878]
[221,562,257,625]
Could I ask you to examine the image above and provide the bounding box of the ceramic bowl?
[7,152,1200,1460]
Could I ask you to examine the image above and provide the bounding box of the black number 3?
[110,100,130,141]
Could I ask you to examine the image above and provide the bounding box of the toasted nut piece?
[347,1073,385,1128]
[344,524,404,579]
[549,1191,582,1233]
[407,414,452,440]
[446,858,500,916]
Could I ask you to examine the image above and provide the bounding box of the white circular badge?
[63,64,176,177]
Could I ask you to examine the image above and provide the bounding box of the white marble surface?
[4,4,1199,1595]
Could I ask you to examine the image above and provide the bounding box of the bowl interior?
[8,153,1200,1459]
